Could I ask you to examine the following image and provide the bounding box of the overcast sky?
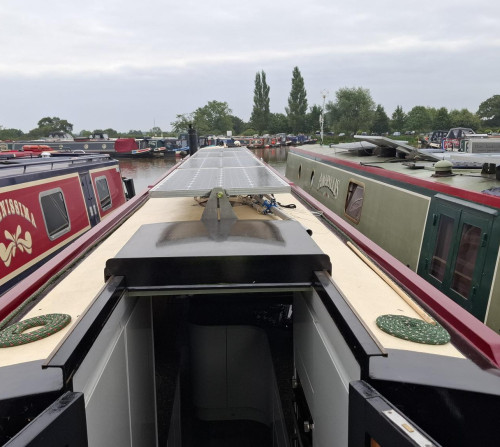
[1,0,499,133]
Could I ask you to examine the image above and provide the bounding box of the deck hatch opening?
[104,219,331,288]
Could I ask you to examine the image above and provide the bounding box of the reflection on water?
[118,147,289,193]
[252,146,288,175]
[119,157,177,193]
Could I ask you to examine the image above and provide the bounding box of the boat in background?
[0,153,130,294]
[420,130,448,148]
[441,127,477,150]
[0,144,56,159]
[0,145,498,446]
[2,134,156,158]
[286,136,500,332]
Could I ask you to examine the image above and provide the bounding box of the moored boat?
[0,145,499,446]
[286,137,500,332]
[0,153,129,295]
[2,137,155,158]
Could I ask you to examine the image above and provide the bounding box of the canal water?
[118,146,289,194]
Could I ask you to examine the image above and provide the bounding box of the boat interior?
[1,148,500,447]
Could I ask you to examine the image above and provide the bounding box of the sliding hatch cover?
[105,218,331,288]
[105,188,331,288]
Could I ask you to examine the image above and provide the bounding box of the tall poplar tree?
[391,106,407,132]
[250,70,270,134]
[286,67,308,133]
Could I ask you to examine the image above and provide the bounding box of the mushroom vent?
[433,160,454,177]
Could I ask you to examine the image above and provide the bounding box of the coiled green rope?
[376,314,450,345]
[0,313,71,348]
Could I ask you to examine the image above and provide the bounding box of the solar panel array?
[150,147,291,197]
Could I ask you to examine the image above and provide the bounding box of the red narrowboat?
[0,153,128,293]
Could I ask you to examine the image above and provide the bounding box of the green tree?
[371,104,390,134]
[326,87,375,134]
[171,102,233,136]
[149,126,162,136]
[230,115,246,135]
[391,106,406,132]
[123,130,144,137]
[268,113,289,134]
[104,128,120,138]
[449,109,481,130]
[286,67,308,133]
[406,106,432,133]
[305,105,322,133]
[28,116,74,138]
[92,128,120,138]
[193,101,233,135]
[38,117,73,134]
[433,107,451,130]
[0,127,24,140]
[250,70,270,134]
[242,128,257,136]
[170,113,194,134]
[477,95,500,128]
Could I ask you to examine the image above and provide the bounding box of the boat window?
[451,223,481,298]
[429,215,454,282]
[345,181,364,223]
[40,189,70,240]
[96,176,112,210]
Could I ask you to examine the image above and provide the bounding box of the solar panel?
[150,147,290,197]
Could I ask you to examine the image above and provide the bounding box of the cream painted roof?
[0,192,463,368]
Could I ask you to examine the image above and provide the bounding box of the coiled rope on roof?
[0,313,71,348]
[376,314,450,345]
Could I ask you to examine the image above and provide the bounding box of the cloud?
[1,0,499,132]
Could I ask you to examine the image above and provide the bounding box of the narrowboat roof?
[0,147,498,368]
[295,141,500,205]
[0,154,118,184]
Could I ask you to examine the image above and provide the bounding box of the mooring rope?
[0,313,71,348]
[376,314,450,345]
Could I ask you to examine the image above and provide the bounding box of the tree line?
[2,68,500,140]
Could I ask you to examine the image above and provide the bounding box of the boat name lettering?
[0,198,37,228]
[317,173,340,197]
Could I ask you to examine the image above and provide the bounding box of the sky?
[1,0,499,134]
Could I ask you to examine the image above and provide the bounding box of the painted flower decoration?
[0,226,33,267]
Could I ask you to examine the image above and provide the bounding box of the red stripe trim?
[289,180,500,367]
[291,148,500,209]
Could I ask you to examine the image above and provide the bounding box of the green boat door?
[418,194,498,321]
